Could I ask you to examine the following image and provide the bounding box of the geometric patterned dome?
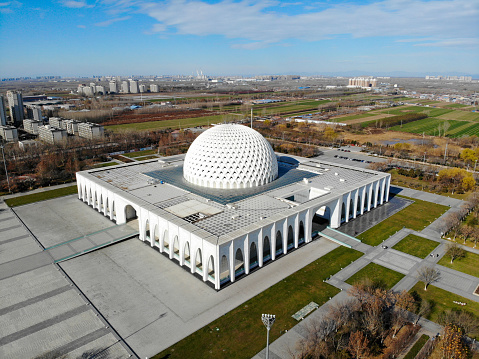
[183,124,278,189]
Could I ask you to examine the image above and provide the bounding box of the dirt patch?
[103,109,215,126]
[341,130,423,144]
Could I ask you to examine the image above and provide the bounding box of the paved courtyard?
[0,198,133,359]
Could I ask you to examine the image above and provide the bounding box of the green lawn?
[105,114,227,132]
[357,196,448,246]
[154,246,362,359]
[345,263,404,289]
[410,283,479,339]
[4,185,78,207]
[122,149,157,158]
[438,250,479,278]
[392,234,440,258]
[404,334,430,359]
[91,162,117,168]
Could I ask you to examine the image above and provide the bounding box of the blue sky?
[0,0,478,77]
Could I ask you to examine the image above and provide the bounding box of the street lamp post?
[0,142,11,193]
[262,314,276,359]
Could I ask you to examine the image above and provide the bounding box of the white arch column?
[329,198,341,229]
[258,229,264,267]
[244,235,250,275]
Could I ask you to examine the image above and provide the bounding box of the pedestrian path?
[252,188,479,359]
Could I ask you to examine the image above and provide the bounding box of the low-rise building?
[63,119,80,135]
[38,125,67,144]
[48,117,63,129]
[78,122,104,139]
[23,119,42,135]
[0,125,18,142]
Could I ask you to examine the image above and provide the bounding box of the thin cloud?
[95,15,130,27]
[133,0,478,49]
[415,38,479,48]
[77,24,86,28]
[61,0,93,8]
[0,0,21,13]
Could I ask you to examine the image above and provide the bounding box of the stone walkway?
[0,199,135,359]
[252,187,479,359]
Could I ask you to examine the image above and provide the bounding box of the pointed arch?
[112,201,116,221]
[220,255,229,285]
[154,225,159,245]
[163,229,169,253]
[364,192,368,212]
[235,248,244,277]
[100,194,103,212]
[207,256,215,280]
[195,248,203,273]
[184,241,191,266]
[263,236,271,263]
[145,220,150,241]
[287,225,294,250]
[275,230,283,257]
[299,221,305,245]
[124,205,137,221]
[356,194,361,215]
[105,198,110,216]
[371,189,375,207]
[250,242,258,270]
[341,202,346,222]
[173,236,179,259]
[349,198,354,219]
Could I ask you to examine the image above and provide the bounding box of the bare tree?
[414,299,431,325]
[347,331,370,359]
[417,266,441,290]
[446,242,466,264]
[459,225,474,244]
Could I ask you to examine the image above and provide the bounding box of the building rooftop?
[89,154,381,241]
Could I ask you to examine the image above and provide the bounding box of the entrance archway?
[220,255,229,285]
[371,189,375,207]
[287,226,294,250]
[163,229,169,253]
[195,248,203,273]
[263,236,271,263]
[154,225,159,246]
[207,256,215,280]
[250,242,258,270]
[364,193,368,212]
[145,220,150,241]
[125,205,137,221]
[235,248,244,277]
[341,202,346,223]
[275,231,283,257]
[356,195,361,215]
[184,242,191,266]
[299,221,305,245]
[173,236,180,260]
[349,199,354,219]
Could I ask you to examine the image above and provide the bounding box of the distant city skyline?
[0,0,478,78]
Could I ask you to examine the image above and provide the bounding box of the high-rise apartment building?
[150,84,159,93]
[121,81,129,93]
[139,84,146,93]
[0,125,19,142]
[0,95,7,126]
[109,81,118,93]
[7,91,24,125]
[38,125,67,144]
[129,80,139,94]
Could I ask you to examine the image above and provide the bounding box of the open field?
[438,250,479,278]
[251,99,330,116]
[105,114,227,132]
[410,283,479,339]
[154,246,362,359]
[381,105,454,118]
[122,149,158,158]
[390,118,479,137]
[438,111,479,121]
[345,262,405,289]
[392,234,440,258]
[358,196,449,246]
[4,185,78,207]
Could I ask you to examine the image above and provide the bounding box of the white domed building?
[76,124,390,290]
[183,124,278,189]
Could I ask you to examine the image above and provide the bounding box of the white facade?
[0,125,18,142]
[121,81,129,94]
[76,126,390,291]
[129,80,139,94]
[23,119,41,135]
[7,91,24,125]
[109,81,118,93]
[78,122,104,139]
[0,95,8,126]
[38,125,67,144]
[150,84,159,92]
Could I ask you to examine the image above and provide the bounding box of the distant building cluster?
[425,75,472,82]
[78,77,162,96]
[348,77,377,88]
[0,91,104,144]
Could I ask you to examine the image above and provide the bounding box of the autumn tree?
[440,324,469,359]
[446,242,466,264]
[347,331,371,359]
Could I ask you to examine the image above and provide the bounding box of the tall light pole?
[262,313,275,359]
[0,142,11,193]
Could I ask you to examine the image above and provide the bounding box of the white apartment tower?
[150,84,159,93]
[78,122,104,140]
[129,80,139,94]
[109,81,118,93]
[38,125,68,144]
[121,81,129,94]
[7,91,24,125]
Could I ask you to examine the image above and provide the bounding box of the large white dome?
[183,124,278,189]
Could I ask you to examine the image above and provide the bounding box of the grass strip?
[409,282,479,339]
[357,196,448,246]
[154,246,362,359]
[4,185,78,207]
[438,250,479,278]
[403,334,429,359]
[392,234,440,259]
[345,262,405,289]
